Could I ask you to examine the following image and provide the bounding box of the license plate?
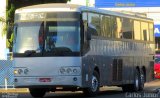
[39,78,51,82]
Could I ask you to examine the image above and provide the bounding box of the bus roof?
[15,3,153,22]
[15,3,81,13]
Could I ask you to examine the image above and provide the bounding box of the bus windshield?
[13,12,80,56]
[14,22,44,53]
[45,21,80,53]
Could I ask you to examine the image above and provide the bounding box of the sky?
[68,0,95,6]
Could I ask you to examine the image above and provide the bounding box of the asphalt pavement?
[0,79,160,98]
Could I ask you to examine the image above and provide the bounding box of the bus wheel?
[130,69,140,92]
[29,88,46,98]
[122,69,140,92]
[139,70,145,91]
[83,71,100,96]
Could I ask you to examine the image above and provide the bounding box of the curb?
[0,88,28,93]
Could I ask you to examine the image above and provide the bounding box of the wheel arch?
[136,66,140,73]
[141,66,146,82]
[94,66,100,77]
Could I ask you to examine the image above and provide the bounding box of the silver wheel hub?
[140,74,144,83]
[135,75,139,88]
[91,76,98,92]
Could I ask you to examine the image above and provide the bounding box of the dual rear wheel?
[122,69,145,92]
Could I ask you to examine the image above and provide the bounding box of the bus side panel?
[146,58,154,82]
[122,57,134,84]
[81,55,113,87]
[81,39,154,87]
[143,44,155,82]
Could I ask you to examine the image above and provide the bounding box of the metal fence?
[0,60,14,88]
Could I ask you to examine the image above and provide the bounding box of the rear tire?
[122,69,140,92]
[83,71,100,96]
[29,88,46,98]
[139,69,145,91]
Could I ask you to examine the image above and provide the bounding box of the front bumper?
[14,76,82,88]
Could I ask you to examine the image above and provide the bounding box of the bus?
[12,3,155,97]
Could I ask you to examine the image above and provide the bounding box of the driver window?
[82,12,88,42]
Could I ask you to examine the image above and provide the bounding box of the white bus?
[13,4,155,97]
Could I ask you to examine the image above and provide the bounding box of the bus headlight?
[14,70,18,75]
[14,68,29,75]
[60,68,65,74]
[18,69,23,74]
[66,68,72,73]
[73,68,78,73]
[59,67,81,75]
[24,69,29,74]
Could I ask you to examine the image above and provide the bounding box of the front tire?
[83,71,100,96]
[29,88,46,98]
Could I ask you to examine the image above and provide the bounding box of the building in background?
[0,0,7,60]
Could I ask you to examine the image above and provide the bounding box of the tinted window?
[101,15,111,37]
[115,17,122,38]
[45,21,80,52]
[149,23,154,41]
[134,20,141,40]
[110,16,117,38]
[121,18,133,39]
[88,13,100,36]
[13,22,44,53]
[141,22,149,41]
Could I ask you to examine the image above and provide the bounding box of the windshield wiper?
[51,47,73,56]
[24,50,36,56]
[24,48,41,56]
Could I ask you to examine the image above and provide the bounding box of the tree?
[0,17,6,36]
[6,0,70,51]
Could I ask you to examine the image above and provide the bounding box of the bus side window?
[121,18,133,39]
[134,20,141,40]
[88,12,100,36]
[110,16,117,38]
[82,12,88,41]
[82,12,90,54]
[149,23,154,41]
[141,22,149,41]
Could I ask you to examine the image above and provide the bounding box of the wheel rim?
[140,73,144,87]
[91,75,98,92]
[135,75,139,89]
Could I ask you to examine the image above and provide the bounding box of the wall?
[0,0,7,60]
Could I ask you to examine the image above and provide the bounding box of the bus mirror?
[87,25,97,40]
[7,26,12,39]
